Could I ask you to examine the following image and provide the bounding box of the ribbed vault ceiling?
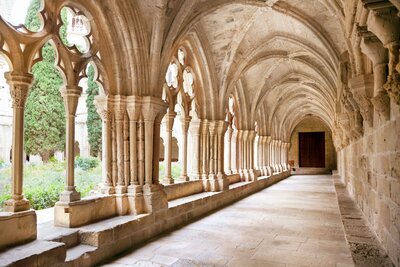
[155,0,348,140]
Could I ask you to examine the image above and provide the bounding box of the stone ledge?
[0,209,37,251]
[54,195,117,228]
[0,240,65,267]
[164,180,203,201]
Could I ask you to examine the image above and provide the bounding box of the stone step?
[65,244,97,266]
[37,221,80,248]
[0,240,65,267]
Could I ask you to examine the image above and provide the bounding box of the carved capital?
[61,86,82,116]
[383,71,400,105]
[5,72,34,109]
[372,90,391,120]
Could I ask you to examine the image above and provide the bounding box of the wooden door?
[299,132,325,167]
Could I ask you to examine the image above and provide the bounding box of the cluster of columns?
[223,130,291,182]
[161,110,192,184]
[224,129,257,181]
[199,120,229,191]
[255,136,291,177]
[95,95,169,213]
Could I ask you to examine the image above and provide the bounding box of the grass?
[0,159,184,211]
[158,162,182,179]
[0,159,102,211]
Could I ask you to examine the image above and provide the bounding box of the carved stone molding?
[372,90,391,120]
[349,75,374,127]
[383,71,400,105]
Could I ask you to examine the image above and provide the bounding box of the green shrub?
[75,156,100,171]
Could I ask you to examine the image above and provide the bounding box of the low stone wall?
[164,180,203,201]
[79,171,290,266]
[227,173,241,184]
[0,210,37,251]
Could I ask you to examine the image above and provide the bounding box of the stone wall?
[338,112,400,266]
[289,117,336,171]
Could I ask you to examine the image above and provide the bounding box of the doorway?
[299,132,325,167]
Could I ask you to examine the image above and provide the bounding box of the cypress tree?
[86,65,102,157]
[24,0,67,162]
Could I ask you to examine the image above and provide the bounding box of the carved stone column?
[360,28,390,120]
[200,120,209,180]
[208,120,228,191]
[364,5,400,105]
[3,72,33,212]
[242,130,249,181]
[188,120,201,180]
[162,111,176,184]
[141,97,168,213]
[126,97,143,215]
[349,75,374,127]
[248,131,256,180]
[237,130,243,178]
[266,136,272,175]
[231,129,238,174]
[94,96,114,194]
[224,126,232,175]
[179,116,191,181]
[112,97,127,194]
[59,86,82,202]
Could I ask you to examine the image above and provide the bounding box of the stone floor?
[104,175,356,267]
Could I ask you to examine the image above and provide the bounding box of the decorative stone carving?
[372,90,391,120]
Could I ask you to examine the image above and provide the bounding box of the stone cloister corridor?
[105,175,379,267]
[0,0,399,266]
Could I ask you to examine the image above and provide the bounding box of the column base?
[242,169,250,182]
[178,175,190,182]
[115,193,129,215]
[3,198,30,212]
[59,189,81,203]
[162,177,174,184]
[0,209,37,250]
[128,185,144,215]
[101,185,115,194]
[142,184,168,213]
[115,185,127,194]
[249,169,257,181]
[267,166,272,176]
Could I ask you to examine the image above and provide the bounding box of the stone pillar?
[207,120,228,191]
[200,120,209,180]
[141,97,168,213]
[163,111,176,184]
[237,130,243,178]
[59,86,81,202]
[248,131,256,180]
[231,129,238,174]
[112,98,127,194]
[95,96,114,194]
[242,130,249,181]
[266,136,272,175]
[224,126,232,174]
[360,32,390,121]
[179,116,191,182]
[3,72,33,212]
[277,140,283,172]
[188,120,201,180]
[260,136,267,176]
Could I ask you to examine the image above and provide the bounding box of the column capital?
[180,115,192,132]
[141,96,168,122]
[126,96,142,121]
[5,71,34,109]
[266,136,272,144]
[61,86,82,116]
[94,95,113,121]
